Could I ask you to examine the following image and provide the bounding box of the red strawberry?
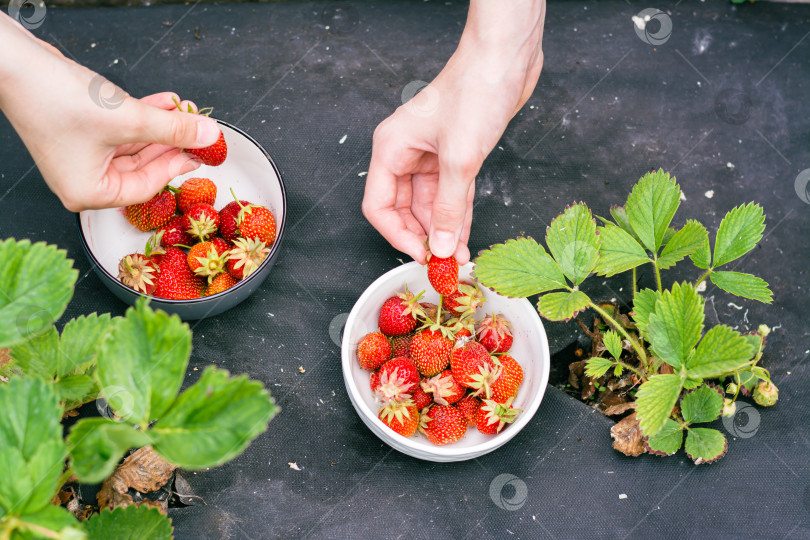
[173,98,227,166]
[411,383,433,411]
[372,357,419,402]
[226,237,270,280]
[389,332,413,358]
[185,203,220,242]
[237,203,276,245]
[477,313,514,354]
[370,370,381,392]
[456,394,482,426]
[117,253,159,295]
[419,405,467,445]
[187,240,230,282]
[173,177,217,214]
[426,254,458,295]
[356,331,391,370]
[450,340,498,397]
[205,272,239,296]
[454,328,472,342]
[442,281,485,319]
[490,354,524,402]
[421,370,465,406]
[153,247,204,299]
[219,200,251,243]
[476,398,521,435]
[157,215,194,248]
[410,328,453,377]
[125,190,176,232]
[378,288,424,336]
[379,400,419,438]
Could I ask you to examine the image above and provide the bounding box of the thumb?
[429,154,478,258]
[121,100,221,150]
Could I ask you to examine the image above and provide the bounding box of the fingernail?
[196,118,220,146]
[430,230,456,258]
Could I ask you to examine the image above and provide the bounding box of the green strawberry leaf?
[661,227,677,246]
[645,418,684,455]
[682,376,703,390]
[0,378,66,516]
[709,271,773,304]
[584,356,615,379]
[657,220,708,270]
[15,506,82,540]
[681,385,724,424]
[609,205,642,244]
[473,237,566,297]
[68,418,152,485]
[687,325,754,379]
[150,367,279,470]
[535,290,590,322]
[635,374,683,437]
[95,298,191,427]
[646,282,704,370]
[738,370,758,391]
[631,288,662,336]
[54,374,97,405]
[690,234,711,270]
[625,170,681,253]
[712,202,765,268]
[85,505,173,540]
[57,313,113,377]
[603,330,623,361]
[9,326,59,380]
[545,204,599,286]
[751,365,770,382]
[594,224,650,277]
[684,427,727,464]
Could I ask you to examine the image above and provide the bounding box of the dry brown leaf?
[603,402,636,416]
[97,446,176,511]
[568,360,586,389]
[660,363,675,375]
[610,412,646,457]
[0,348,10,367]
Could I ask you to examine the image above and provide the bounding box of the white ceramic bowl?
[77,120,286,320]
[341,261,550,462]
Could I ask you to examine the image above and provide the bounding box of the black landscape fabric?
[0,1,808,538]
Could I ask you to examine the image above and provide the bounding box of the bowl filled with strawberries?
[77,119,286,320]
[341,257,550,462]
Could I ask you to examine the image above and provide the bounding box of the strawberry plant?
[474,170,775,463]
[0,238,278,539]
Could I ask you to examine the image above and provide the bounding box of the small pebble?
[704,190,714,199]
[619,494,628,500]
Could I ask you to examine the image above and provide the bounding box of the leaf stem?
[694,269,711,288]
[3,518,61,540]
[588,302,648,369]
[617,361,645,380]
[652,257,663,293]
[632,267,638,298]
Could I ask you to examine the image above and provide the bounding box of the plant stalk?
[632,267,638,297]
[588,302,648,369]
[652,257,663,293]
[694,269,711,288]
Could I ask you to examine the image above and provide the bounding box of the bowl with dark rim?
[77,120,286,320]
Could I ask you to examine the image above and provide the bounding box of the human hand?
[363,0,546,265]
[0,13,221,211]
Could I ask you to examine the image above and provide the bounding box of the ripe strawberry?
[187,131,227,166]
[237,203,276,245]
[490,354,524,402]
[157,215,194,248]
[226,237,270,280]
[456,394,482,426]
[426,254,458,295]
[153,247,204,300]
[421,370,465,406]
[379,400,419,438]
[187,240,230,282]
[117,253,159,294]
[378,288,425,336]
[476,398,521,435]
[356,331,391,370]
[372,357,419,402]
[442,281,485,319]
[125,190,176,232]
[173,177,217,214]
[450,340,498,397]
[219,199,251,243]
[390,332,413,358]
[419,404,467,445]
[185,203,220,242]
[370,370,381,392]
[454,328,472,342]
[411,383,433,411]
[410,328,453,376]
[205,272,239,296]
[477,313,514,354]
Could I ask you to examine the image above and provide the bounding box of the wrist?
[462,0,545,62]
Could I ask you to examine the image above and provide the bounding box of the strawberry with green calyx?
[379,400,419,438]
[219,199,252,243]
[153,247,204,300]
[490,354,523,402]
[410,307,454,376]
[419,404,467,445]
[168,177,217,214]
[205,272,239,296]
[173,98,227,166]
[357,331,391,370]
[421,370,465,406]
[184,202,220,242]
[411,383,433,411]
[426,252,459,295]
[443,281,485,320]
[229,188,276,245]
[476,397,522,435]
[226,237,270,280]
[476,313,514,354]
[372,357,419,402]
[125,189,176,232]
[157,215,194,248]
[117,253,159,295]
[753,381,778,406]
[378,287,425,336]
[187,239,231,282]
[456,394,482,426]
[450,339,497,391]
